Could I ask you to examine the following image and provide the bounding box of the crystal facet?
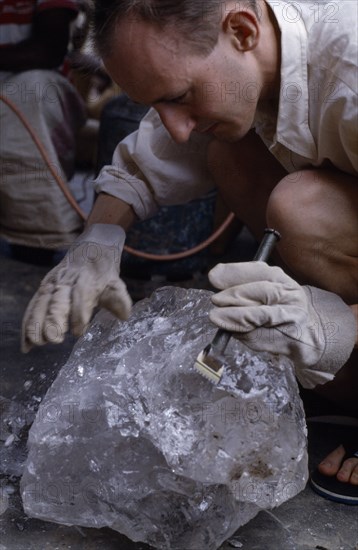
[21,287,308,550]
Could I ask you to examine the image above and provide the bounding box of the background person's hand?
[208,262,356,388]
[22,224,132,352]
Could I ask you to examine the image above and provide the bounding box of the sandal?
[310,442,358,505]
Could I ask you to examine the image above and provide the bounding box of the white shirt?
[95,0,358,220]
[259,0,358,174]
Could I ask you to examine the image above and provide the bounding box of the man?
[22,0,357,503]
[0,0,86,249]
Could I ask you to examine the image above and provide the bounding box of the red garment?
[0,0,78,46]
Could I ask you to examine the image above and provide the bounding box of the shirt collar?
[265,0,317,158]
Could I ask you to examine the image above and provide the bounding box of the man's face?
[104,17,264,144]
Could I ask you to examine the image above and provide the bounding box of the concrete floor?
[0,237,357,550]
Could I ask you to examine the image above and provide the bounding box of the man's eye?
[169,92,187,104]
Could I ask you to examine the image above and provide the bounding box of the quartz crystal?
[21,287,308,550]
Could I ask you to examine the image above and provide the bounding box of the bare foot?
[318,445,358,485]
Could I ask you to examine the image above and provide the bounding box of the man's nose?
[154,104,196,143]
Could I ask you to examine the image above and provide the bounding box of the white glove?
[208,262,357,389]
[22,224,132,352]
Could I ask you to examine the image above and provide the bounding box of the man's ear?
[222,9,260,51]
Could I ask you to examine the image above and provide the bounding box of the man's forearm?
[86,193,137,232]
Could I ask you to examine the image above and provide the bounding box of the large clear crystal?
[21,287,308,550]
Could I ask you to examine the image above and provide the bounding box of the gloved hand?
[208,262,356,388]
[22,224,132,352]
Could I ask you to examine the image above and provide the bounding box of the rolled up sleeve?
[94,109,215,220]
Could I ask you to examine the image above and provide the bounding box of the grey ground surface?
[1,237,357,550]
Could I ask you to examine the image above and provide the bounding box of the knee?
[266,170,319,234]
[266,170,358,302]
[266,170,326,270]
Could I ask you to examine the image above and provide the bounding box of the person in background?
[21,0,357,504]
[0,0,86,250]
